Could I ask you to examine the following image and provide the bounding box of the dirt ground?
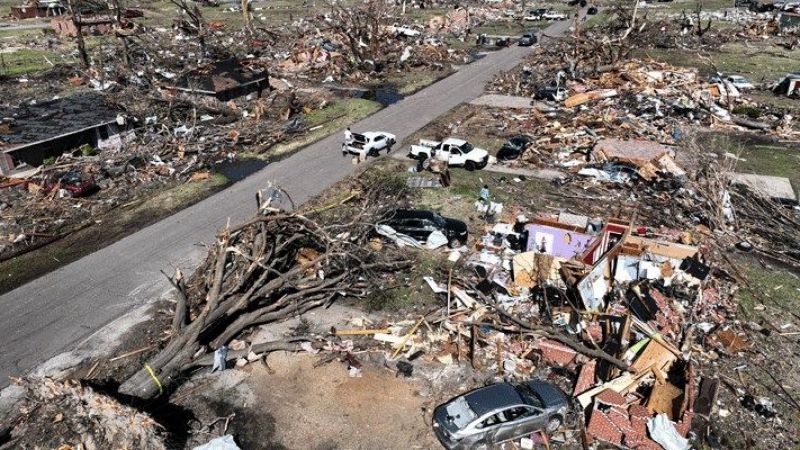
[184,353,439,450]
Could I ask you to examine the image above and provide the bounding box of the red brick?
[573,360,597,396]
[586,321,604,343]
[538,339,577,367]
[595,388,627,407]
[586,407,623,446]
[629,404,652,418]
[675,410,694,437]
[650,289,670,310]
[607,406,634,434]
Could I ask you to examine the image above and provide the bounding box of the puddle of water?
[216,157,269,182]
[328,85,404,106]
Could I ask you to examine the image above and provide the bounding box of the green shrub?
[732,106,763,119]
[79,144,96,156]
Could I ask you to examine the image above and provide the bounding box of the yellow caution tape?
[144,364,163,395]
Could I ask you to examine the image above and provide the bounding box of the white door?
[448,147,467,165]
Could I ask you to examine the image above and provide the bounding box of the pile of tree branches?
[119,179,411,399]
[4,377,167,449]
[729,184,800,269]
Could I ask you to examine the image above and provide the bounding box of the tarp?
[375,224,448,249]
[647,414,689,450]
[192,435,242,450]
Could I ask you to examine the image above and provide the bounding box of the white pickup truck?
[409,138,490,171]
[344,131,397,157]
[542,11,568,20]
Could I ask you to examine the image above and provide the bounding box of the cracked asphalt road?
[0,16,581,385]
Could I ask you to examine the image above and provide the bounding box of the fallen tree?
[119,180,410,399]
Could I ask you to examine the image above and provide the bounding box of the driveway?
[0,15,581,385]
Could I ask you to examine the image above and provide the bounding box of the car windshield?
[513,383,544,408]
[61,173,83,184]
[460,142,474,153]
[431,214,447,227]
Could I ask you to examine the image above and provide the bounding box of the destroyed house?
[772,72,800,97]
[780,11,800,29]
[166,58,268,102]
[749,0,775,11]
[0,93,124,174]
[9,0,65,19]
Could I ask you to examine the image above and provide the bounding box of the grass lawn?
[269,98,382,157]
[0,48,64,77]
[734,254,800,314]
[697,132,800,198]
[637,42,800,83]
[474,21,537,36]
[388,71,449,96]
[0,173,228,294]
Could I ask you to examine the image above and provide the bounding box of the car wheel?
[448,238,462,249]
[368,148,378,157]
[464,161,477,171]
[546,415,563,432]
[417,153,428,161]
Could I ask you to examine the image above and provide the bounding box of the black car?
[378,209,468,248]
[497,135,533,161]
[518,33,537,46]
[535,86,567,101]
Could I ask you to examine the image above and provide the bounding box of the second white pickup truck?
[409,138,490,171]
[344,131,397,157]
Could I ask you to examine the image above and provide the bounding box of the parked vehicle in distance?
[344,131,396,157]
[542,11,568,20]
[518,33,537,46]
[433,380,569,450]
[587,6,598,14]
[497,135,533,161]
[523,8,547,20]
[495,37,512,48]
[44,171,98,198]
[536,86,569,101]
[388,24,421,37]
[409,138,490,171]
[377,209,468,248]
[726,75,755,90]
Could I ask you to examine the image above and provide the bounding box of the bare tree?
[171,0,208,57]
[241,0,252,30]
[110,0,131,68]
[65,0,90,68]
[324,0,394,67]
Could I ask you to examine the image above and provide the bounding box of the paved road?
[0,16,581,385]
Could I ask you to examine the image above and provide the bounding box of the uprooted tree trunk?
[119,186,409,399]
[66,0,90,68]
